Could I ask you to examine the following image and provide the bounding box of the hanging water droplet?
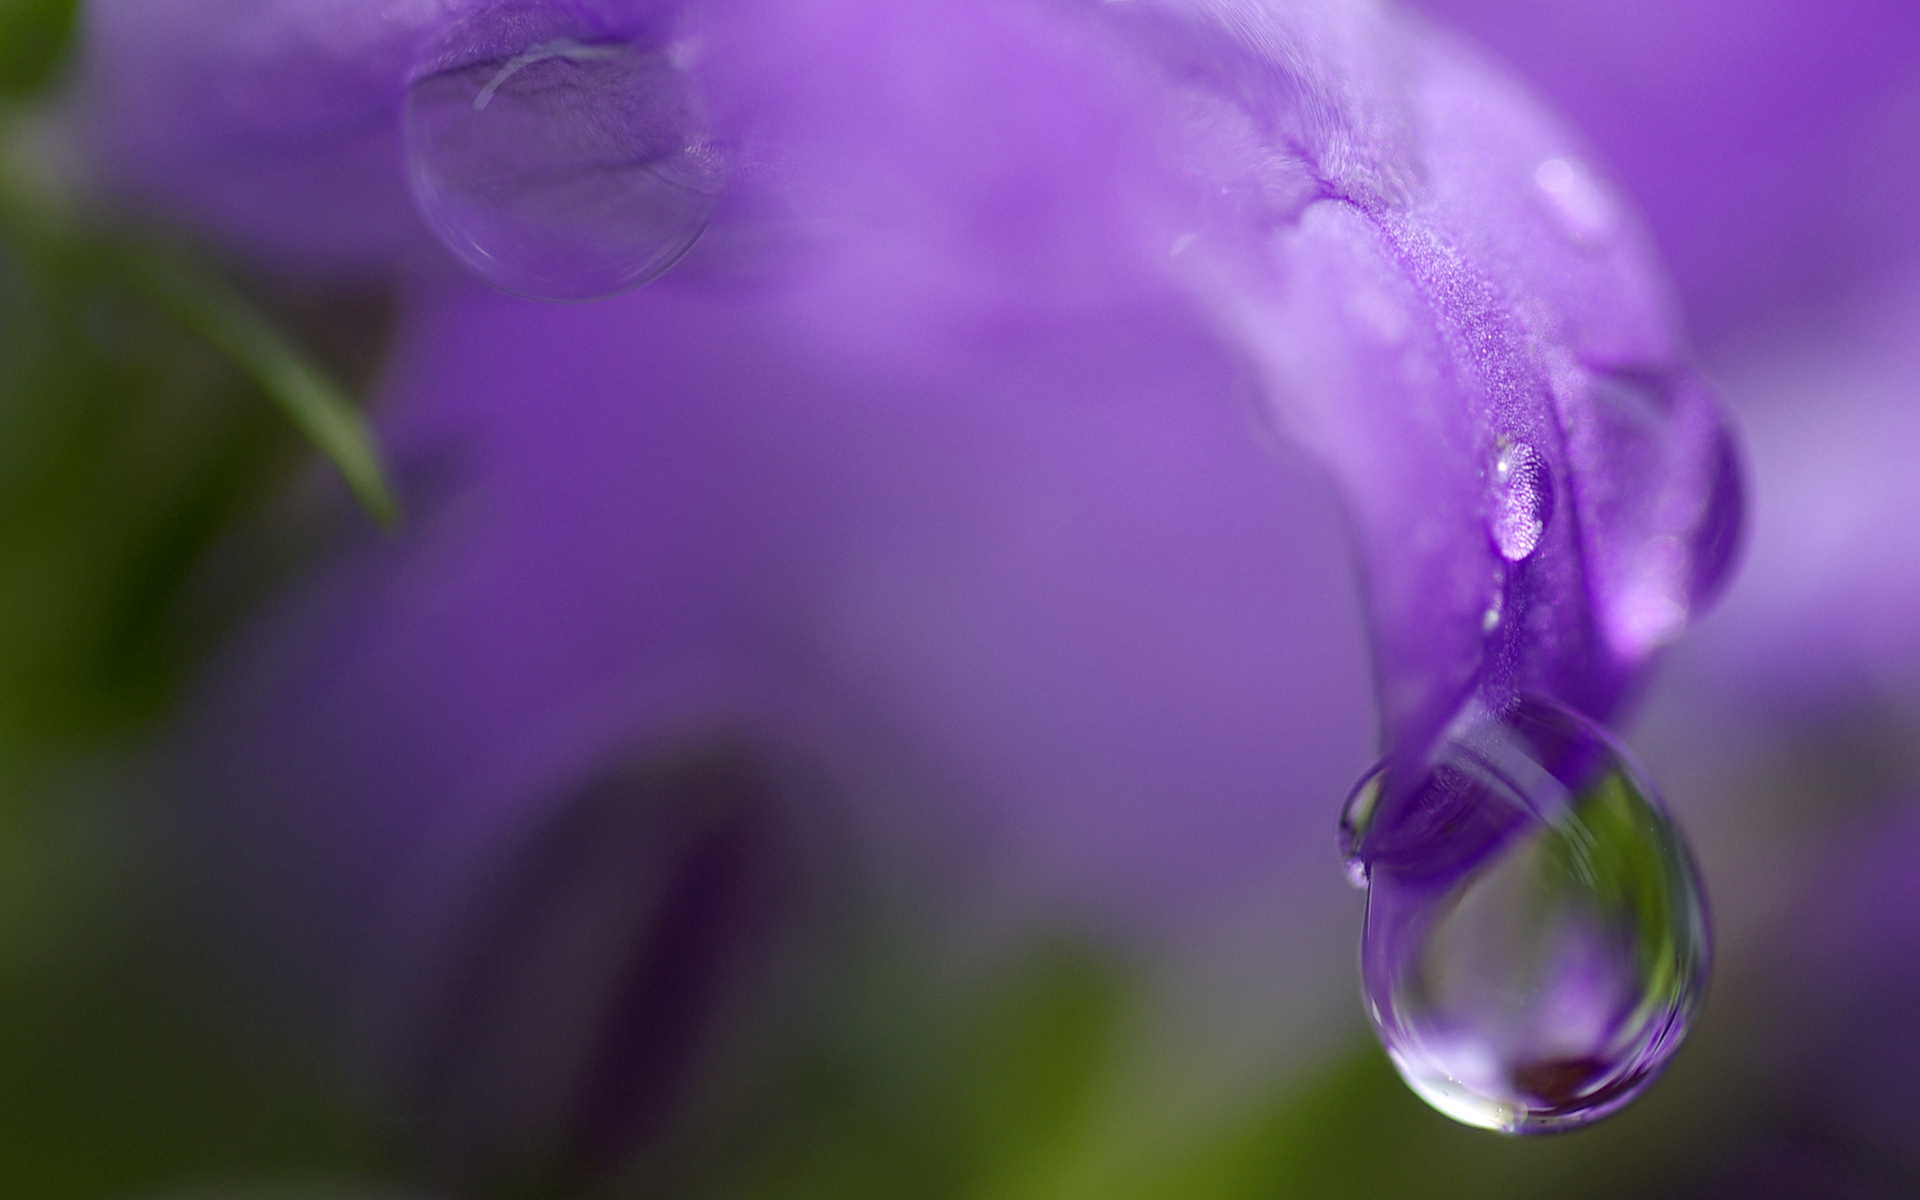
[1533,157,1618,248]
[1489,440,1553,561]
[1344,697,1708,1133]
[403,14,727,301]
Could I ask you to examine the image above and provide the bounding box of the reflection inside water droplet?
[1490,441,1553,561]
[404,20,726,301]
[1343,697,1708,1133]
[1339,760,1387,888]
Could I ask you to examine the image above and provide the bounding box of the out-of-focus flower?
[79,0,1739,1185]
[1412,0,1920,340]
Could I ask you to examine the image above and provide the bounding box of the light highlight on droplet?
[1343,697,1708,1133]
[403,17,726,301]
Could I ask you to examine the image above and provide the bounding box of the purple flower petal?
[1110,3,1740,762]
[87,0,1740,763]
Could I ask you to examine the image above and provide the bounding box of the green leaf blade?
[129,251,403,530]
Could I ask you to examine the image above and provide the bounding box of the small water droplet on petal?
[1490,441,1554,561]
[404,14,726,301]
[1345,698,1708,1133]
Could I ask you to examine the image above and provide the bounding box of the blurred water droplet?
[1533,158,1618,248]
[1489,441,1553,561]
[1344,697,1708,1133]
[404,19,726,301]
[1567,369,1741,659]
[1614,534,1691,650]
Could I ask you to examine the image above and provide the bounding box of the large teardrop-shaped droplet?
[1342,697,1708,1133]
[403,13,726,301]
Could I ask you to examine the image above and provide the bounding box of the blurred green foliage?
[0,221,288,743]
[0,185,394,1199]
[705,944,1755,1200]
[0,0,78,99]
[0,21,403,1195]
[686,945,1128,1200]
